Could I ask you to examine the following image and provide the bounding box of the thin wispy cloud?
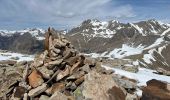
[0,0,135,29]
[0,0,169,30]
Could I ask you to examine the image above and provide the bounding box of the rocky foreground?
[0,28,170,100]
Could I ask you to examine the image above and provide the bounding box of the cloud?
[0,0,135,29]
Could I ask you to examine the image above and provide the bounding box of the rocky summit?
[0,28,169,100]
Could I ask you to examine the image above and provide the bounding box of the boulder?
[82,71,126,100]
[141,79,170,100]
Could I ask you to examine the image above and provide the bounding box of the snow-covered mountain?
[0,19,170,71]
[0,28,45,40]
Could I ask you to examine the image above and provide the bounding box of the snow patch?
[0,52,34,62]
[102,65,170,86]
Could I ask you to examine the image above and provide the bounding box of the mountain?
[0,19,170,71]
[65,19,170,71]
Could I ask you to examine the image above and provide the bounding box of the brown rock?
[74,76,84,86]
[141,79,170,100]
[28,70,44,88]
[147,79,170,92]
[51,83,65,94]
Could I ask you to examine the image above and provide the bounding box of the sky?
[0,0,170,30]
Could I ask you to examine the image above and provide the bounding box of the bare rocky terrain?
[0,28,170,100]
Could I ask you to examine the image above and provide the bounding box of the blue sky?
[0,0,170,30]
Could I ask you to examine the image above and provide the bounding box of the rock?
[0,60,17,66]
[23,65,30,81]
[146,79,170,92]
[53,39,66,49]
[23,93,28,100]
[74,76,84,86]
[47,59,63,69]
[39,95,50,100]
[0,66,22,98]
[80,64,91,73]
[49,91,68,100]
[64,56,79,66]
[63,48,73,60]
[70,56,84,74]
[73,86,84,100]
[67,71,85,81]
[82,71,126,100]
[28,70,44,88]
[141,79,170,100]
[12,86,26,99]
[28,83,48,97]
[66,82,77,90]
[52,48,61,54]
[120,65,138,73]
[56,66,70,81]
[84,57,96,66]
[38,66,54,79]
[155,68,170,76]
[126,93,138,100]
[113,77,137,92]
[33,51,48,67]
[17,61,27,66]
[10,56,20,60]
[51,83,65,94]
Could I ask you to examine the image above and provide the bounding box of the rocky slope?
[0,28,170,100]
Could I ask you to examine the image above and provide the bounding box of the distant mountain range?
[0,19,170,70]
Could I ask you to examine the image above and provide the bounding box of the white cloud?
[0,0,135,29]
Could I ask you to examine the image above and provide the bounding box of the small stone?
[75,76,84,86]
[66,82,77,90]
[23,93,28,100]
[13,86,26,99]
[38,66,54,79]
[28,70,44,88]
[49,91,68,100]
[48,59,63,66]
[64,56,79,66]
[28,83,48,97]
[39,95,50,100]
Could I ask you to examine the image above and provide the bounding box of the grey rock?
[28,83,48,97]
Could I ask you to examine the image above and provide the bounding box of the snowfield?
[0,52,34,62]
